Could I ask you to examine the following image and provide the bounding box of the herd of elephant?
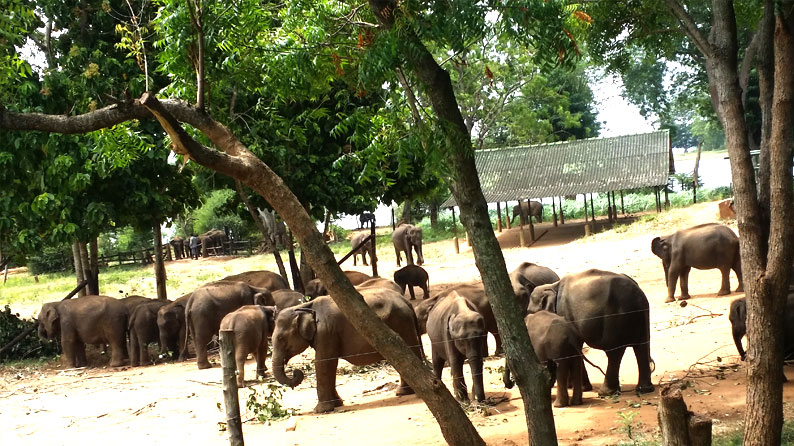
[35,220,786,413]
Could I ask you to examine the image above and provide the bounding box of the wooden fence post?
[219,330,244,446]
[658,384,712,446]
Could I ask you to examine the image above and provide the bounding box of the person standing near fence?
[189,234,200,259]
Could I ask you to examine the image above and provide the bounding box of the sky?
[591,72,656,137]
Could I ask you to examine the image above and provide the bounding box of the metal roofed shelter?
[442,130,671,248]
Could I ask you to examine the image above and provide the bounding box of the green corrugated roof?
[442,130,670,207]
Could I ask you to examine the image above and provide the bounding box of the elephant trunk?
[469,353,485,402]
[272,346,305,388]
[733,327,747,361]
[503,357,514,389]
[662,261,669,286]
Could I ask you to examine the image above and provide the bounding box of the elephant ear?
[254,289,274,307]
[295,308,317,345]
[650,237,667,259]
[262,306,277,336]
[517,275,537,293]
[41,304,60,335]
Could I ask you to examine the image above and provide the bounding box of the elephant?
[509,262,560,312]
[183,281,275,369]
[510,200,543,225]
[426,290,488,402]
[129,299,171,366]
[218,270,290,291]
[351,233,375,266]
[394,265,430,299]
[651,223,743,303]
[199,229,229,257]
[258,208,287,248]
[157,293,192,360]
[729,294,794,361]
[416,282,502,355]
[272,289,305,309]
[528,269,654,395]
[359,212,376,229]
[355,277,403,294]
[305,271,371,299]
[219,305,277,387]
[392,224,424,266]
[503,311,584,407]
[271,288,423,413]
[169,236,187,259]
[120,295,152,314]
[38,295,129,368]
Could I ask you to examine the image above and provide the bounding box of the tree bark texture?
[78,242,97,295]
[89,237,99,294]
[71,241,86,297]
[153,222,168,300]
[657,384,712,446]
[369,1,558,444]
[234,180,289,285]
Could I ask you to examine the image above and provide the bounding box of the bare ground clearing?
[2,202,785,445]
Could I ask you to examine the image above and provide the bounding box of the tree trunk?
[153,222,168,300]
[657,384,712,446]
[400,199,412,225]
[71,241,86,297]
[429,202,439,229]
[235,180,289,286]
[78,242,95,295]
[88,237,100,295]
[693,141,702,203]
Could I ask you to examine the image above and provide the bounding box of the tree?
[585,2,794,444]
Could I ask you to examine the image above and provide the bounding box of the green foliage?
[191,189,247,236]
[26,245,73,275]
[246,384,295,423]
[99,226,155,254]
[0,305,60,362]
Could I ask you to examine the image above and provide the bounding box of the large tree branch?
[186,0,206,109]
[663,0,714,59]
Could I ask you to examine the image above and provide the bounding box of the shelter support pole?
[620,190,625,214]
[505,202,511,229]
[664,186,670,209]
[559,197,565,224]
[655,187,661,213]
[451,207,460,254]
[582,194,590,237]
[589,193,596,224]
[551,199,558,227]
[606,192,613,223]
[496,202,503,232]
[518,200,526,247]
[528,212,535,242]
[391,208,395,231]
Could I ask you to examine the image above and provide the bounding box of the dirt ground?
[2,202,789,446]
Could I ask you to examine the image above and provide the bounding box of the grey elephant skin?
[351,233,375,266]
[503,311,584,407]
[170,236,187,259]
[220,305,277,387]
[272,289,306,309]
[394,265,430,299]
[392,224,424,266]
[651,223,743,302]
[305,271,371,299]
[509,262,560,312]
[184,281,275,369]
[528,269,654,395]
[427,290,488,402]
[355,277,403,294]
[199,229,229,256]
[38,295,129,368]
[157,293,191,360]
[130,299,171,366]
[120,295,152,314]
[271,288,422,413]
[729,294,794,361]
[218,270,289,291]
[416,282,502,355]
[510,201,543,225]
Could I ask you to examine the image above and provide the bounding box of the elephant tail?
[182,301,193,361]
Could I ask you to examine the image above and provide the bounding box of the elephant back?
[356,278,402,294]
[219,270,289,291]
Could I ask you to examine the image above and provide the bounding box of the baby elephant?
[219,305,277,387]
[394,265,430,299]
[503,311,584,407]
[729,294,794,361]
[651,223,742,302]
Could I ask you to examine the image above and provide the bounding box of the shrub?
[26,245,73,275]
[0,305,60,362]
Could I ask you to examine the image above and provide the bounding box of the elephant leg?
[679,266,692,299]
[666,265,682,302]
[432,352,445,379]
[395,374,415,396]
[257,339,268,376]
[394,248,402,267]
[422,284,429,299]
[195,329,212,369]
[177,324,188,362]
[109,329,128,367]
[314,357,342,413]
[569,358,583,405]
[554,360,571,407]
[235,350,247,388]
[448,351,469,401]
[408,286,416,300]
[733,256,744,292]
[632,343,655,393]
[130,331,140,367]
[600,347,626,396]
[492,332,503,356]
[717,266,732,296]
[61,333,77,368]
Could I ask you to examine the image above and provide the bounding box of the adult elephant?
[355,277,403,294]
[510,200,543,225]
[157,293,192,360]
[651,223,743,303]
[729,293,794,361]
[38,295,129,368]
[305,271,371,299]
[503,311,584,407]
[272,289,305,309]
[199,229,229,256]
[351,233,375,266]
[120,295,152,314]
[509,262,560,312]
[272,288,423,413]
[426,290,488,402]
[528,269,654,395]
[184,281,275,369]
[392,224,424,266]
[219,270,289,291]
[130,299,171,366]
[359,212,375,229]
[169,236,187,260]
[416,282,502,355]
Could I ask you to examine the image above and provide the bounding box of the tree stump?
[657,384,712,446]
